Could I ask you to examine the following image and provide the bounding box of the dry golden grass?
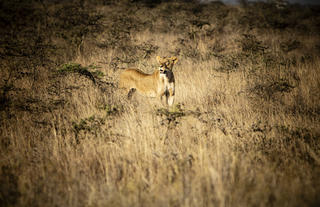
[1,1,320,207]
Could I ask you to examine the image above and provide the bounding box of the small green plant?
[57,63,105,83]
[72,115,105,143]
[58,63,84,73]
[104,104,122,116]
[88,64,105,78]
[240,34,267,55]
[156,104,186,127]
[92,70,104,78]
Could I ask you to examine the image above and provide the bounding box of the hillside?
[1,0,320,206]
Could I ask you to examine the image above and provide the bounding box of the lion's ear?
[171,56,178,65]
[156,56,162,64]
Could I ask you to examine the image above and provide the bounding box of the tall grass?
[0,0,319,207]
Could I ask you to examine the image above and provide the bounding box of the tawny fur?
[119,56,178,106]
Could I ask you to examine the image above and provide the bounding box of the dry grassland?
[0,0,320,206]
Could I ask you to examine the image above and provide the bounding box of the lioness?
[119,56,178,106]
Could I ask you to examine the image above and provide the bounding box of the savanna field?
[1,0,320,206]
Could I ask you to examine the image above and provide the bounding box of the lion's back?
[119,68,153,90]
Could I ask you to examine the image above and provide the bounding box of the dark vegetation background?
[0,0,320,206]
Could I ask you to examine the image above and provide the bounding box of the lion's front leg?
[167,83,175,107]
